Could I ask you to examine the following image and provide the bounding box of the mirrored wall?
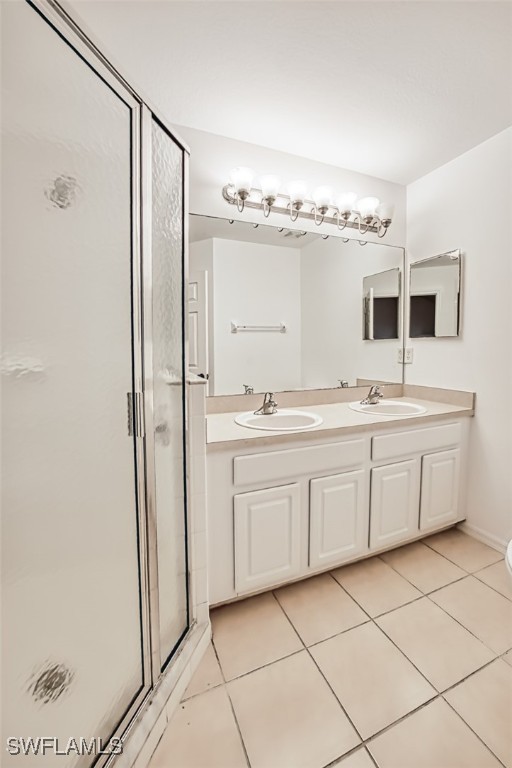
[189,215,405,395]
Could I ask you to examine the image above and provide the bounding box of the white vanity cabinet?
[309,470,368,568]
[234,484,302,593]
[370,459,421,549]
[419,449,461,531]
[207,416,470,605]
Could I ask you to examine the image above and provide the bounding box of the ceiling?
[68,0,512,185]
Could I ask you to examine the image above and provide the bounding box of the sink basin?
[234,409,323,432]
[349,399,427,417]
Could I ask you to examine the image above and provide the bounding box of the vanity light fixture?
[259,175,281,217]
[312,186,333,225]
[229,166,254,212]
[287,180,308,221]
[224,170,394,237]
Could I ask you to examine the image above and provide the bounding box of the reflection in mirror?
[363,268,401,341]
[189,214,404,396]
[409,249,461,338]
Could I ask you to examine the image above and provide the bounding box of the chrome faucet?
[360,385,383,405]
[254,392,278,415]
[243,384,254,395]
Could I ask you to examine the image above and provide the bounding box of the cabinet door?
[370,460,420,549]
[234,484,301,594]
[309,470,367,569]
[420,449,460,531]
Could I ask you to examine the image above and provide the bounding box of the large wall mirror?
[409,249,461,338]
[189,214,405,396]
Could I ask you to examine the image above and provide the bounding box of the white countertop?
[206,397,473,446]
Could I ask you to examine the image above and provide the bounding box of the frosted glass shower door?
[149,118,189,669]
[1,3,146,765]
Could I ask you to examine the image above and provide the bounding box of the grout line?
[210,636,252,768]
[376,548,470,596]
[321,744,368,767]
[421,538,502,574]
[425,587,503,656]
[439,656,502,696]
[472,571,512,603]
[180,678,223,702]
[369,621,438,692]
[201,537,508,766]
[364,746,380,768]
[422,573,468,596]
[305,618,372,650]
[370,592,424,619]
[473,559,506,575]
[224,685,252,768]
[421,539,474,572]
[363,693,439,747]
[327,571,373,620]
[215,646,305,685]
[442,695,508,768]
[186,605,506,768]
[349,546,508,654]
[328,556,505,694]
[211,609,304,682]
[326,573,440,693]
[274,578,372,646]
[269,591,366,745]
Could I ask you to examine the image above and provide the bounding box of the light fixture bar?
[222,185,382,235]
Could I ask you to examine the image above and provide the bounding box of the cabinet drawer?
[234,439,365,487]
[372,422,461,462]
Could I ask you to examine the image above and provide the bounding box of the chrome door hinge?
[127,392,145,437]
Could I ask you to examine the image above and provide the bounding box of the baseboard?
[457,521,507,554]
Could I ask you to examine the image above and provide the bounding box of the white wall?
[301,238,404,388]
[191,238,302,395]
[406,127,512,548]
[175,125,407,247]
[189,239,215,389]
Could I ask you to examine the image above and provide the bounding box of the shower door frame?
[16,0,192,764]
[140,105,192,677]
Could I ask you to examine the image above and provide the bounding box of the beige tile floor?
[150,529,512,768]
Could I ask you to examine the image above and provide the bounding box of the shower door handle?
[127,392,145,437]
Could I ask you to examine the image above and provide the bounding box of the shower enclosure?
[1,1,190,765]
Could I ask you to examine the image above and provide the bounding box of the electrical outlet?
[397,348,404,363]
[404,347,414,364]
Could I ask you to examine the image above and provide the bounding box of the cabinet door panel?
[420,449,460,531]
[234,484,301,593]
[370,460,420,549]
[310,470,367,569]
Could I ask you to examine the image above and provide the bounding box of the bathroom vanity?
[205,395,474,605]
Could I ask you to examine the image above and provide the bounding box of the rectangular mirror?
[409,249,461,338]
[189,214,405,395]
